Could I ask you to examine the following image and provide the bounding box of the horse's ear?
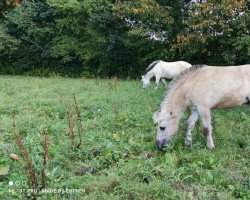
[152,111,160,124]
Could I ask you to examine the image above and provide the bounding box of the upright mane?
[160,64,205,110]
[144,60,161,75]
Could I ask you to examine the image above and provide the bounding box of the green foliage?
[0,0,56,72]
[0,0,21,19]
[175,0,249,65]
[82,0,127,76]
[0,77,249,199]
[48,0,88,64]
[0,0,249,77]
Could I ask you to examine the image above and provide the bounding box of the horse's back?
[160,61,191,68]
[177,61,192,68]
[153,61,192,78]
[189,65,250,89]
[186,65,250,108]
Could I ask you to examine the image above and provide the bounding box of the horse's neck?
[145,71,154,79]
[162,89,187,118]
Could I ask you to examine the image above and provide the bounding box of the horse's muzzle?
[156,139,167,148]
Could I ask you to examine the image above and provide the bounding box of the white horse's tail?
[144,60,161,75]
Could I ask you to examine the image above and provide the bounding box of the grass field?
[0,75,249,199]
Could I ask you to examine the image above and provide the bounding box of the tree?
[0,0,56,74]
[47,0,89,70]
[174,0,249,65]
[0,0,248,77]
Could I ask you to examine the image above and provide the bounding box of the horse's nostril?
[156,139,167,148]
[156,140,162,148]
[162,138,167,145]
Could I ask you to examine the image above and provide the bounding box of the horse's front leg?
[155,76,160,90]
[161,79,168,88]
[185,108,199,147]
[198,107,215,149]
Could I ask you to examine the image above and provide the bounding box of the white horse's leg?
[198,107,215,149]
[161,79,168,87]
[185,108,199,147]
[155,76,160,90]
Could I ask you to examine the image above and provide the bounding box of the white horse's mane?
[144,60,161,75]
[160,64,205,110]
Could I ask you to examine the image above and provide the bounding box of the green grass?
[0,75,249,199]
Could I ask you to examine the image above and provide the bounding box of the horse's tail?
[144,60,161,75]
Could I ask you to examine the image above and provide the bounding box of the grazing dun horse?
[141,60,192,90]
[153,64,250,149]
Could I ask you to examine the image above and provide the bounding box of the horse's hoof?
[207,145,215,150]
[185,141,192,147]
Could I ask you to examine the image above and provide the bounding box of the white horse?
[153,64,250,149]
[141,60,192,90]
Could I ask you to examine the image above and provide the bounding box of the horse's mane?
[160,64,205,109]
[144,60,161,75]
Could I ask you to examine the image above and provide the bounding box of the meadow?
[0,75,249,199]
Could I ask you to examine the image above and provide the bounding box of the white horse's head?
[153,111,179,148]
[141,75,150,88]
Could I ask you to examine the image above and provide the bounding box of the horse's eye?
[160,126,165,130]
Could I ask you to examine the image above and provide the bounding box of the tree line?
[0,0,249,78]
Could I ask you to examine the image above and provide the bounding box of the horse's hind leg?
[185,107,199,147]
[198,107,215,149]
[161,79,167,88]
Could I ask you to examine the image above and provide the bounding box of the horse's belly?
[213,95,243,109]
[161,68,182,78]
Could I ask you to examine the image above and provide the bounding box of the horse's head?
[141,75,150,88]
[153,111,178,148]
